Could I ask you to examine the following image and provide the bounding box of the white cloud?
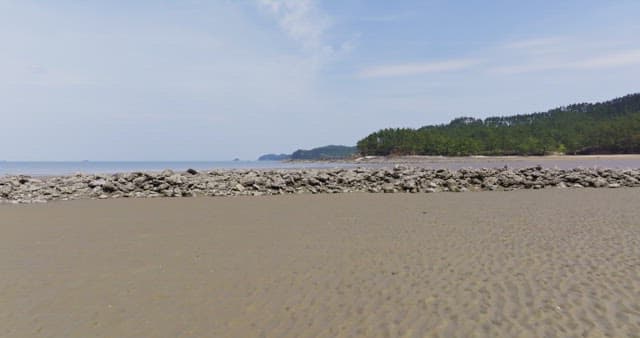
[504,37,565,49]
[359,59,481,78]
[572,49,640,69]
[358,13,411,23]
[490,63,557,74]
[258,0,331,53]
[492,49,640,74]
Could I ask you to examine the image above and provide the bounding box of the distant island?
[357,93,640,156]
[258,145,358,161]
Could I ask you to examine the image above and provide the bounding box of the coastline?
[0,160,354,177]
[286,153,640,163]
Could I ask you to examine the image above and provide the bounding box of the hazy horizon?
[2,0,640,161]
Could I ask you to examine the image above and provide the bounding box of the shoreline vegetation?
[357,93,640,156]
[285,153,640,163]
[2,165,640,204]
[261,93,640,161]
[259,145,358,161]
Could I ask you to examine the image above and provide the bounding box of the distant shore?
[286,153,640,163]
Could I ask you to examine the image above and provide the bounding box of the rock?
[1,166,638,204]
[564,174,582,183]
[382,184,395,193]
[593,178,608,188]
[160,169,174,177]
[483,177,498,187]
[102,182,117,193]
[270,178,286,189]
[88,179,106,188]
[120,183,135,192]
[186,168,198,175]
[0,185,13,196]
[132,176,147,186]
[306,177,321,186]
[317,174,330,182]
[166,174,185,185]
[402,180,417,190]
[240,176,256,186]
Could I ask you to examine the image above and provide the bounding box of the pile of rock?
[1,166,639,204]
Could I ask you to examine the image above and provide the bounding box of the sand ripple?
[1,189,640,337]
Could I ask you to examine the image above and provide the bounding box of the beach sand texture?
[2,190,640,337]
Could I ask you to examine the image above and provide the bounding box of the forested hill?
[357,93,640,156]
[258,145,358,161]
[291,145,357,160]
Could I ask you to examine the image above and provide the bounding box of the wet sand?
[351,154,640,170]
[2,190,640,337]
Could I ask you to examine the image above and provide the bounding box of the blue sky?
[1,0,639,160]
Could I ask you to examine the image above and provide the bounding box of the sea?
[1,157,639,176]
[0,161,355,177]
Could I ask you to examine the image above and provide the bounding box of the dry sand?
[2,190,640,337]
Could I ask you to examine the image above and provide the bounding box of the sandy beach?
[2,190,640,337]
[348,154,640,170]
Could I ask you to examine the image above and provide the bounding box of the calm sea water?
[0,161,354,176]
[2,157,639,176]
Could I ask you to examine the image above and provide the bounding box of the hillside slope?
[357,93,640,156]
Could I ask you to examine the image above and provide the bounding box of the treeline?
[258,153,291,161]
[258,145,357,161]
[357,93,640,156]
[291,145,357,160]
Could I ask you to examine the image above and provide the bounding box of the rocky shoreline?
[1,166,639,204]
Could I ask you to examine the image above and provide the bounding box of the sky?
[1,0,640,161]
